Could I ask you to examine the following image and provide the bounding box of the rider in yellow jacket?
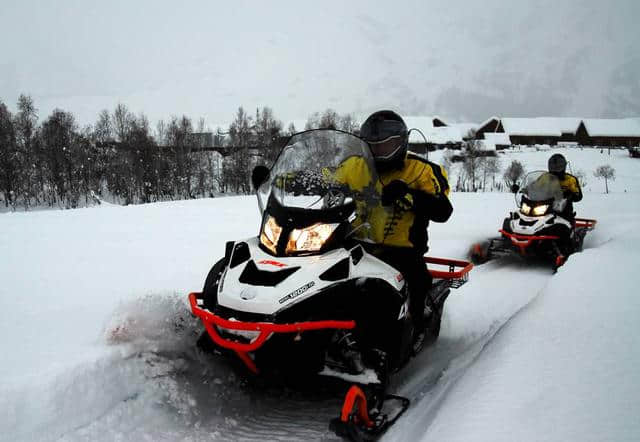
[347,110,453,348]
[548,153,582,220]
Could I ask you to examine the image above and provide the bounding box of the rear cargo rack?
[424,256,473,288]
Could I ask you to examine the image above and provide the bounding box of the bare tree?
[482,157,501,191]
[286,122,297,136]
[503,160,525,189]
[155,119,167,146]
[339,113,359,133]
[594,164,615,193]
[574,169,588,189]
[254,107,282,162]
[15,94,39,207]
[112,103,133,142]
[304,112,321,130]
[319,109,339,129]
[461,140,484,191]
[0,101,19,208]
[94,109,113,143]
[226,106,253,193]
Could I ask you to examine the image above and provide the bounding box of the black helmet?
[548,153,567,174]
[360,110,408,169]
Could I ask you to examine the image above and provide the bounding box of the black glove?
[563,190,573,201]
[381,180,410,206]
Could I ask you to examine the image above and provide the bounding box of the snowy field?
[1,147,639,441]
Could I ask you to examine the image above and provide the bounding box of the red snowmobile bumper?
[499,229,560,255]
[188,292,355,373]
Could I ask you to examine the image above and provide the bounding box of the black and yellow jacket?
[332,152,452,253]
[557,173,582,202]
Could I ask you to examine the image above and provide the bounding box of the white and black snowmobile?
[471,170,596,269]
[188,129,472,440]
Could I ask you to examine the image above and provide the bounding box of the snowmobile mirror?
[510,183,520,194]
[252,165,270,190]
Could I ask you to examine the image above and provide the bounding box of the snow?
[1,148,640,441]
[582,118,640,138]
[483,132,511,148]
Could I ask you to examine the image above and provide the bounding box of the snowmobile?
[471,170,596,269]
[188,129,472,440]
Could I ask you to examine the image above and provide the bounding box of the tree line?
[0,95,358,210]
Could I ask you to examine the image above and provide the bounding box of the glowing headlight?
[286,223,339,254]
[532,204,549,216]
[520,202,531,215]
[260,216,282,253]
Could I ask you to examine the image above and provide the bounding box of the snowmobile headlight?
[260,216,282,253]
[286,223,339,254]
[532,204,549,216]
[520,202,531,215]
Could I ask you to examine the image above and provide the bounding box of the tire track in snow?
[48,260,554,442]
[384,258,554,441]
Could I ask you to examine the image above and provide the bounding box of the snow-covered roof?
[453,123,478,138]
[582,118,640,137]
[501,118,563,137]
[404,116,463,144]
[534,118,582,134]
[478,117,581,137]
[484,132,511,145]
[476,116,501,132]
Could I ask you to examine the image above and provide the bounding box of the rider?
[548,153,582,222]
[357,110,453,347]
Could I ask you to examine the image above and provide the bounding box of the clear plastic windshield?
[516,171,563,205]
[257,130,380,235]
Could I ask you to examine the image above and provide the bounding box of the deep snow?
[1,147,639,441]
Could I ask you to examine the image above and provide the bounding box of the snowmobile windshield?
[516,171,563,206]
[257,129,380,237]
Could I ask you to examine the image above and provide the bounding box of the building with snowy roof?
[577,119,640,147]
[474,117,640,147]
[403,116,464,152]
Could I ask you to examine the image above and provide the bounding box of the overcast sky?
[1,0,639,129]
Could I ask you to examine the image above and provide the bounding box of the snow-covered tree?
[594,164,615,194]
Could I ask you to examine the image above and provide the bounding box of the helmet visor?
[369,135,405,160]
[361,120,407,142]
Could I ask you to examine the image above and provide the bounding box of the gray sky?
[1,0,639,128]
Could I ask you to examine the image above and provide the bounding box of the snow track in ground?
[3,147,639,441]
[52,260,553,441]
[385,259,552,441]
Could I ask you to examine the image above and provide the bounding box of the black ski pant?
[366,245,433,328]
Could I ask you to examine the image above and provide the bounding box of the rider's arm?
[411,162,453,223]
[564,175,583,202]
